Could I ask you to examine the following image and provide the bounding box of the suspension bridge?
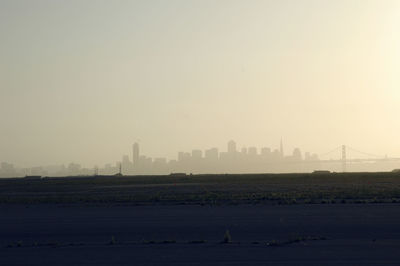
[317,145,400,172]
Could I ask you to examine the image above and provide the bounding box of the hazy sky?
[1,0,400,167]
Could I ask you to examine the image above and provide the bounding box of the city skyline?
[2,1,400,168]
[2,139,399,178]
[2,2,400,265]
[0,139,316,176]
[0,135,394,169]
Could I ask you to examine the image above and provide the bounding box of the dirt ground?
[1,203,400,265]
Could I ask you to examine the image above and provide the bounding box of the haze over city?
[3,2,400,266]
[2,0,400,168]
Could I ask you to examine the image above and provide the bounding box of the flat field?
[1,172,400,204]
[2,173,400,265]
[1,204,400,265]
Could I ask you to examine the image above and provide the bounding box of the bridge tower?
[341,145,347,172]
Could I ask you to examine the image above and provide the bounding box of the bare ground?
[1,203,400,265]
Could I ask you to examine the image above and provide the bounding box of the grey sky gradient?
[1,0,400,167]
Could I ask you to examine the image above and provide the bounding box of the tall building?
[293,148,302,161]
[205,148,219,161]
[122,155,131,174]
[192,149,202,159]
[280,138,284,157]
[178,152,185,162]
[227,140,236,154]
[132,142,139,165]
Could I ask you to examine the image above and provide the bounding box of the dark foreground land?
[1,173,400,265]
[1,204,400,265]
[1,172,400,204]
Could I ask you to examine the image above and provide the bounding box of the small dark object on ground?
[223,230,232,243]
[109,236,116,245]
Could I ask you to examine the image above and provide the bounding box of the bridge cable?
[318,146,342,158]
[346,146,385,159]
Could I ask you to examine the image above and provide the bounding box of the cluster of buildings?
[0,162,94,178]
[117,140,320,175]
[0,140,321,178]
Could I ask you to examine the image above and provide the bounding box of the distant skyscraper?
[178,152,191,162]
[122,155,131,174]
[280,138,284,157]
[132,142,139,165]
[178,152,185,162]
[205,148,219,161]
[292,148,302,161]
[228,140,236,154]
[192,150,202,159]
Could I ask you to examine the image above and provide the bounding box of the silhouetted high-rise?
[205,148,219,161]
[228,140,236,154]
[192,150,202,159]
[132,143,139,165]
